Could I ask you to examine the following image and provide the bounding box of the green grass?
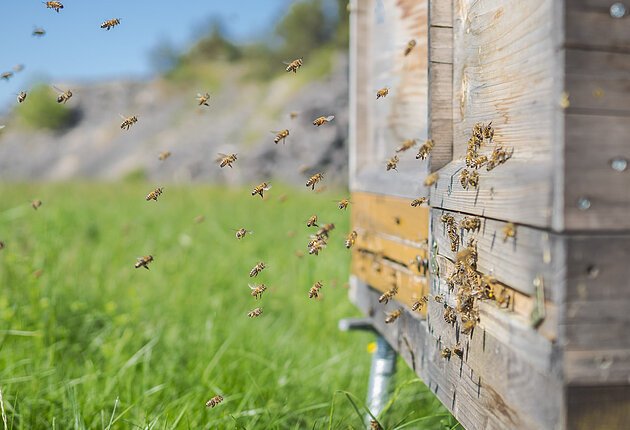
[0,183,455,429]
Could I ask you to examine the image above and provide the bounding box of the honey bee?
[273,129,290,144]
[100,18,121,30]
[443,305,457,324]
[470,155,488,169]
[308,281,323,299]
[424,172,439,186]
[502,222,516,242]
[216,153,238,168]
[378,286,398,304]
[386,155,399,171]
[134,255,154,270]
[411,296,428,312]
[308,239,326,255]
[248,307,263,318]
[345,230,358,249]
[284,57,303,73]
[120,114,138,130]
[460,216,481,232]
[31,200,42,210]
[396,139,417,153]
[0,241,5,250]
[249,261,266,277]
[32,27,46,37]
[441,214,455,226]
[53,86,72,104]
[17,91,27,103]
[251,182,271,198]
[145,187,163,201]
[333,199,350,211]
[306,215,318,227]
[385,309,402,324]
[483,122,494,141]
[196,92,210,106]
[289,111,299,120]
[467,171,479,188]
[460,316,477,335]
[249,283,267,299]
[306,172,324,190]
[205,395,224,408]
[1,72,13,81]
[434,294,444,303]
[13,64,24,73]
[312,115,335,126]
[415,139,434,160]
[486,146,514,171]
[370,419,383,430]
[441,347,452,359]
[404,39,417,56]
[158,151,171,161]
[376,87,389,99]
[45,1,64,12]
[315,223,335,238]
[460,169,470,189]
[472,123,484,141]
[235,228,253,239]
[453,343,464,358]
[411,197,427,207]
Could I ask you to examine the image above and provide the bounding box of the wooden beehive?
[348,0,630,429]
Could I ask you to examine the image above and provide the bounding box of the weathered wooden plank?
[354,232,428,276]
[428,46,453,171]
[566,0,630,53]
[429,0,453,28]
[564,349,630,385]
[566,385,630,430]
[429,26,452,64]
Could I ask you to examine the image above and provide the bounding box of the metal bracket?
[530,276,546,328]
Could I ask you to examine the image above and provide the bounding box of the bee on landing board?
[441,347,452,359]
[216,153,237,168]
[247,307,263,318]
[235,228,253,240]
[158,151,171,161]
[312,115,335,126]
[308,281,323,299]
[120,114,138,130]
[251,182,271,198]
[53,86,72,104]
[503,222,516,242]
[376,87,389,99]
[306,215,318,228]
[31,200,42,210]
[284,57,303,73]
[100,18,121,30]
[404,39,417,56]
[273,129,289,144]
[249,283,267,299]
[196,92,210,106]
[44,1,64,12]
[249,262,267,277]
[306,173,324,190]
[17,91,27,103]
[385,309,402,324]
[134,255,153,270]
[145,187,163,201]
[205,395,224,408]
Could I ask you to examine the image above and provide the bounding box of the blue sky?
[0,0,288,108]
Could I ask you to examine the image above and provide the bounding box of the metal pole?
[365,335,396,425]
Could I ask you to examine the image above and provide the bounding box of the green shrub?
[14,84,73,130]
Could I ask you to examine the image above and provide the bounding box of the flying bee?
[100,18,121,30]
[337,198,350,210]
[45,1,64,12]
[13,64,24,73]
[378,286,398,304]
[53,86,72,104]
[415,139,434,160]
[273,129,290,144]
[284,57,303,73]
[235,228,253,239]
[0,241,4,250]
[251,182,271,198]
[134,255,154,270]
[345,230,358,249]
[441,347,452,359]
[404,39,417,56]
[33,27,46,37]
[396,139,416,153]
[158,151,171,161]
[145,187,163,201]
[503,222,516,242]
[119,114,138,130]
[216,153,238,168]
[205,395,224,408]
[247,307,263,318]
[460,216,481,232]
[444,305,457,324]
[424,172,439,186]
[308,239,326,255]
[249,283,267,299]
[411,197,427,207]
[306,215,318,227]
[31,200,42,210]
[312,115,335,126]
[385,309,402,324]
[411,296,429,312]
[315,223,335,238]
[1,72,13,81]
[306,172,324,190]
[386,155,399,171]
[289,111,299,120]
[17,91,27,103]
[196,92,210,106]
[376,87,389,99]
[308,281,323,299]
[249,261,266,277]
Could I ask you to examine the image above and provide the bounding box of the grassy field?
[0,183,456,429]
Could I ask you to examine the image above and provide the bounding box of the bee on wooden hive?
[453,343,464,358]
[196,92,210,106]
[411,197,427,207]
[434,294,444,303]
[134,255,154,270]
[441,347,452,359]
[0,72,13,81]
[216,153,238,168]
[385,309,402,324]
[386,155,399,171]
[235,228,253,240]
[496,287,511,309]
[51,86,72,104]
[17,91,27,103]
[158,151,171,161]
[306,215,318,227]
[33,27,46,37]
[308,281,323,299]
[284,57,303,73]
[483,122,494,141]
[416,139,434,160]
[249,261,267,277]
[273,129,290,145]
[337,198,351,210]
[460,216,481,232]
[443,305,457,324]
[502,222,516,242]
[472,123,484,141]
[470,155,488,170]
[248,307,263,318]
[312,115,335,126]
[460,315,477,335]
[145,187,163,201]
[396,139,416,153]
[424,172,439,186]
[486,145,514,171]
[411,296,429,312]
[100,18,121,30]
[379,286,398,304]
[376,87,389,99]
[345,231,358,249]
[441,214,455,226]
[31,200,42,210]
[249,283,267,300]
[467,171,479,189]
[404,39,417,56]
[306,172,324,190]
[119,114,138,130]
[45,1,64,12]
[460,169,470,189]
[205,395,224,408]
[251,182,271,198]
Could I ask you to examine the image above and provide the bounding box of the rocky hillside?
[0,55,349,186]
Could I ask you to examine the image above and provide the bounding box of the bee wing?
[119,114,127,120]
[282,60,292,65]
[248,284,258,290]
[263,184,272,191]
[0,125,5,130]
[325,115,335,121]
[52,85,64,93]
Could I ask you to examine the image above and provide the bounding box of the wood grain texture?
[565,0,630,53]
[567,385,630,430]
[429,0,453,27]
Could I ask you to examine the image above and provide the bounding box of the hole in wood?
[586,265,600,279]
[610,157,628,172]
